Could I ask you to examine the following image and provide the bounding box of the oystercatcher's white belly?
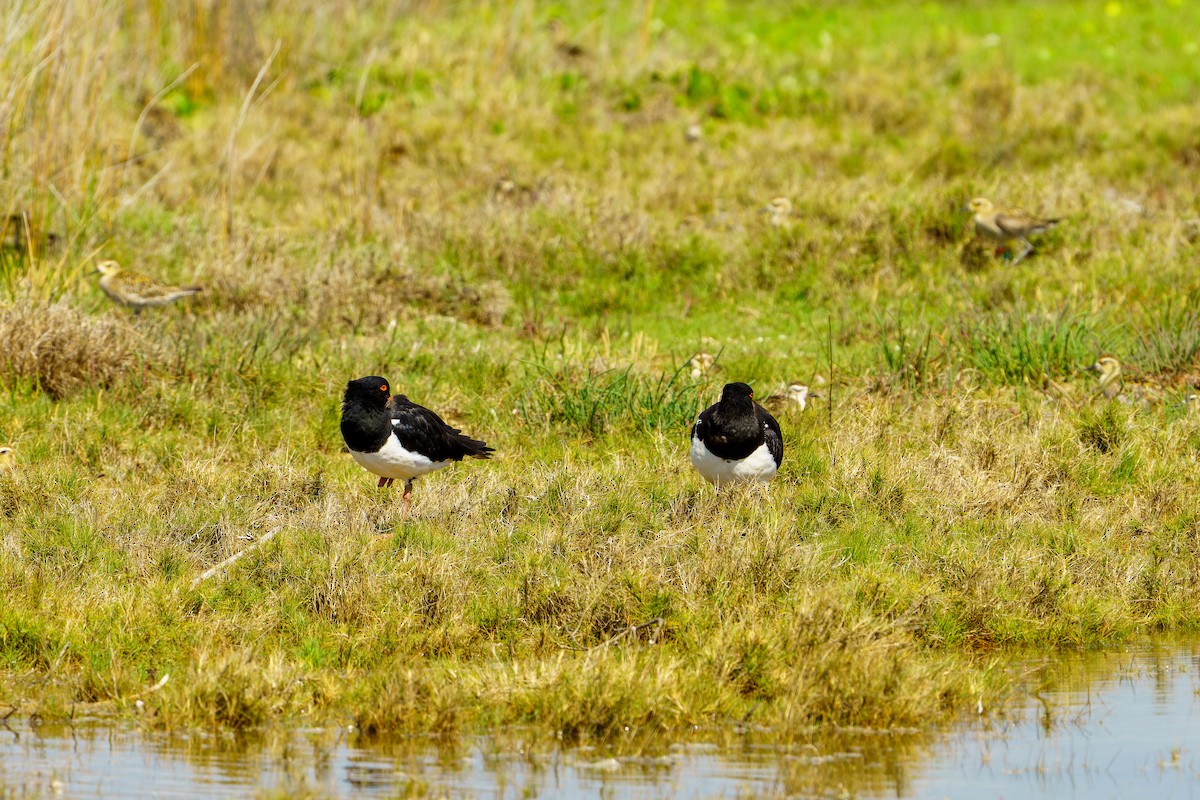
[350,432,451,480]
[690,435,777,486]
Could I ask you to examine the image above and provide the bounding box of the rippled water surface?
[2,641,1198,798]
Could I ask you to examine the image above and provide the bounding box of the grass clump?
[956,308,1101,387]
[1077,403,1129,454]
[0,298,154,399]
[516,360,701,436]
[162,651,312,730]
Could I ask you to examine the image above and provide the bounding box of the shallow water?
[1,641,1198,798]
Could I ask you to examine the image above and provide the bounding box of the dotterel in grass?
[340,376,494,509]
[762,383,814,413]
[967,197,1061,264]
[763,197,792,228]
[1086,356,1163,406]
[0,446,15,471]
[94,260,202,313]
[491,176,539,205]
[690,382,783,487]
[1088,356,1123,400]
[689,352,716,380]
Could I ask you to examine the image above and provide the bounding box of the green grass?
[2,0,1200,743]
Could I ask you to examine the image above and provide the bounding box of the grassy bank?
[3,0,1200,741]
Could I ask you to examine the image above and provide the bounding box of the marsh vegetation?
[3,0,1200,747]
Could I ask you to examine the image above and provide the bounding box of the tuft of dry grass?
[0,298,156,399]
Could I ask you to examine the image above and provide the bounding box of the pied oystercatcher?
[690,382,783,487]
[340,376,494,507]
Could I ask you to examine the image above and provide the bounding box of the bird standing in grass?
[689,352,716,380]
[762,383,813,413]
[763,197,793,228]
[94,260,202,313]
[0,446,15,471]
[340,376,494,511]
[1088,356,1124,400]
[967,197,1061,264]
[690,382,783,487]
[1087,356,1164,406]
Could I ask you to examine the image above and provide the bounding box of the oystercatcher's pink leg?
[402,479,414,515]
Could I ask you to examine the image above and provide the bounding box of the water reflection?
[935,640,1200,799]
[0,640,1197,799]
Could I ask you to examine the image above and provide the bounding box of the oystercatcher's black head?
[343,375,391,410]
[720,382,755,402]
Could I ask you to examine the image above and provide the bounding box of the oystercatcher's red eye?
[380,384,388,392]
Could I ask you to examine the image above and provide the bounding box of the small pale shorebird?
[340,376,494,512]
[689,352,716,380]
[762,383,814,412]
[491,177,539,205]
[1087,356,1163,406]
[763,197,792,228]
[690,382,783,488]
[967,197,1061,264]
[94,260,202,313]
[1088,356,1123,400]
[0,446,15,471]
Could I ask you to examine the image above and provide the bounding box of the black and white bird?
[340,376,494,508]
[689,382,783,487]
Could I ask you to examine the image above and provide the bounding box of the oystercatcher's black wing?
[757,404,784,468]
[386,395,494,462]
[693,401,767,460]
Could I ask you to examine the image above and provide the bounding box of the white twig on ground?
[129,672,171,699]
[70,672,171,713]
[190,525,283,589]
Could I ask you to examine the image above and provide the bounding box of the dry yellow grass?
[0,298,155,398]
